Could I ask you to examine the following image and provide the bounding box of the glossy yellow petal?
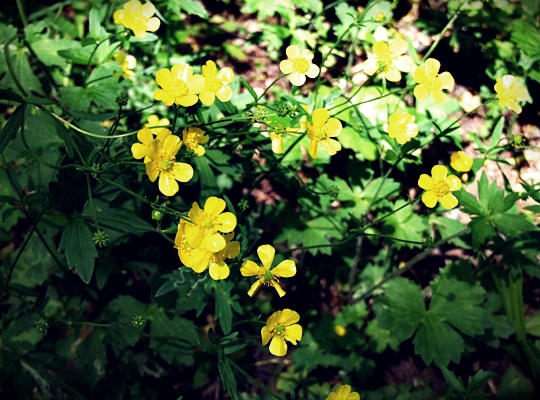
[146,161,159,182]
[431,165,448,181]
[372,40,389,57]
[158,173,179,196]
[269,336,287,356]
[190,250,210,273]
[113,9,124,24]
[156,68,172,89]
[424,58,441,76]
[125,0,142,13]
[266,310,281,329]
[300,49,314,61]
[312,108,329,127]
[320,138,341,156]
[286,45,300,59]
[279,309,300,326]
[261,326,272,346]
[308,138,319,159]
[272,134,283,154]
[439,71,455,90]
[199,89,215,106]
[177,94,199,107]
[217,67,235,84]
[389,36,408,55]
[431,90,447,105]
[204,233,226,253]
[255,245,274,269]
[272,259,296,278]
[413,65,427,84]
[413,84,429,101]
[247,280,262,297]
[363,58,379,75]
[240,260,262,277]
[202,60,217,76]
[154,89,175,106]
[162,135,182,158]
[422,190,438,208]
[418,173,434,190]
[216,85,233,102]
[215,212,237,233]
[450,151,473,172]
[395,55,414,72]
[279,60,294,74]
[171,162,193,182]
[324,118,342,136]
[224,241,240,258]
[306,63,319,78]
[202,196,224,215]
[384,67,401,82]
[188,74,205,94]
[446,175,462,191]
[141,2,156,18]
[209,261,229,280]
[439,193,458,210]
[285,324,302,344]
[289,71,306,86]
[271,281,286,297]
[131,143,148,160]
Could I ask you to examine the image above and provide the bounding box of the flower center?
[263,270,274,282]
[170,80,189,98]
[291,57,310,73]
[424,75,442,92]
[185,132,198,149]
[202,218,214,229]
[433,180,449,196]
[274,324,286,336]
[315,127,328,141]
[129,13,148,31]
[160,158,173,172]
[205,77,222,93]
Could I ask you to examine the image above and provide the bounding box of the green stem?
[51,113,138,139]
[328,86,413,113]
[84,30,128,85]
[423,1,466,60]
[256,74,286,103]
[172,104,179,133]
[365,197,421,229]
[227,358,285,400]
[4,34,27,96]
[352,228,470,303]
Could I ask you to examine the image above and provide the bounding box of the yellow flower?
[113,0,160,39]
[240,244,296,297]
[261,309,302,356]
[279,45,320,86]
[413,58,455,104]
[307,108,342,159]
[270,132,284,154]
[418,165,462,210]
[494,75,527,114]
[176,223,240,280]
[375,12,385,22]
[200,61,235,106]
[114,51,137,79]
[184,197,237,253]
[334,325,347,337]
[154,64,205,107]
[386,111,418,144]
[131,127,172,163]
[450,151,473,172]
[458,91,482,113]
[182,127,208,156]
[145,135,194,196]
[363,37,414,82]
[326,385,361,400]
[145,114,170,135]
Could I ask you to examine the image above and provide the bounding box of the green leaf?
[492,214,539,236]
[167,0,209,19]
[375,277,424,342]
[469,216,497,251]
[58,218,98,284]
[380,199,427,248]
[239,77,258,100]
[218,358,238,399]
[365,319,399,353]
[0,88,23,103]
[497,365,534,400]
[510,19,540,58]
[430,278,492,337]
[88,8,108,42]
[104,295,147,355]
[339,127,378,160]
[525,311,540,337]
[194,156,218,200]
[214,282,233,335]
[0,103,26,154]
[488,116,504,150]
[30,39,80,68]
[413,313,464,367]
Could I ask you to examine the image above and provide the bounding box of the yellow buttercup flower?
[176,223,240,280]
[334,325,347,337]
[113,0,160,39]
[279,45,320,86]
[114,51,137,79]
[270,132,284,154]
[261,309,302,356]
[413,58,455,104]
[145,135,194,196]
[307,108,342,159]
[184,197,237,253]
[387,111,418,144]
[154,64,205,107]
[450,151,473,172]
[131,127,172,163]
[145,114,170,135]
[326,385,361,400]
[182,127,208,156]
[200,61,235,106]
[494,75,527,114]
[363,37,414,82]
[418,165,462,210]
[240,244,296,297]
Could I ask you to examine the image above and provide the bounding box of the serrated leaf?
[430,278,492,337]
[58,218,97,284]
[0,103,26,154]
[88,8,108,42]
[375,277,424,342]
[168,0,209,19]
[381,199,427,248]
[413,314,464,366]
[31,39,80,68]
[469,216,497,250]
[492,214,539,236]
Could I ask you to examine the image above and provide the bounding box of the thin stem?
[365,197,421,229]
[4,34,27,96]
[172,104,179,133]
[84,30,128,85]
[352,228,470,303]
[227,358,285,400]
[51,113,138,139]
[256,74,286,103]
[423,1,466,60]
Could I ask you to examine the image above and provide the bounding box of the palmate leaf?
[375,277,492,367]
[58,218,98,284]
